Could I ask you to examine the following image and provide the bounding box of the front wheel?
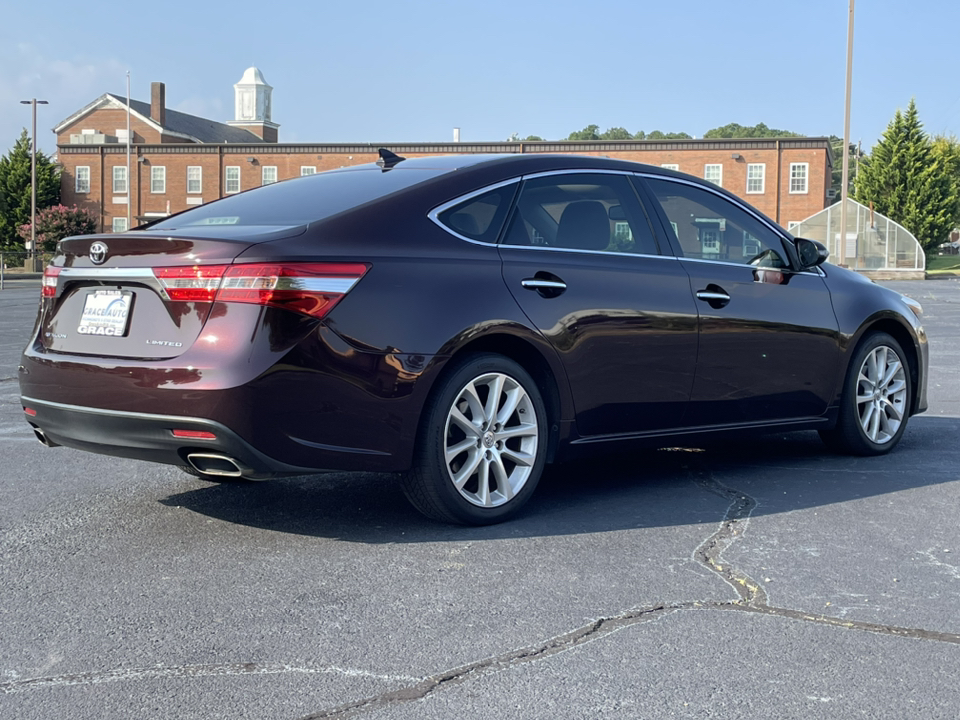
[819,332,912,455]
[402,354,548,525]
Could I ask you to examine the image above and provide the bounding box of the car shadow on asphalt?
[159,415,960,543]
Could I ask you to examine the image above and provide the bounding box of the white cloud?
[0,43,128,154]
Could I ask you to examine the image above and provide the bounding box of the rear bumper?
[20,396,319,477]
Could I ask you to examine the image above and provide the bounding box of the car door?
[498,171,699,438]
[638,175,841,428]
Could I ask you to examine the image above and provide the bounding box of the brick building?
[53,67,833,233]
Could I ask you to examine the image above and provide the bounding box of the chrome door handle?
[521,279,567,291]
[695,291,730,301]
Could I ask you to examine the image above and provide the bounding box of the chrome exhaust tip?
[33,427,59,447]
[186,453,244,478]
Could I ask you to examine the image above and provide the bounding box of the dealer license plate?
[78,290,133,337]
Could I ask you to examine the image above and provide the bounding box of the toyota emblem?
[89,241,108,265]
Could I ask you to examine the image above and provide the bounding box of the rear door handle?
[696,285,731,308]
[521,276,566,298]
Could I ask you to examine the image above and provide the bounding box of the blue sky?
[2,0,959,157]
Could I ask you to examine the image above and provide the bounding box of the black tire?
[819,332,912,456]
[401,353,549,525]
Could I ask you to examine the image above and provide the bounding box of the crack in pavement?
[5,453,960,715]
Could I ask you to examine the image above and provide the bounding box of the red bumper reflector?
[172,429,216,440]
[24,407,37,417]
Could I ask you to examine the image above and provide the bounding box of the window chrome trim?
[428,178,521,246]
[500,244,678,261]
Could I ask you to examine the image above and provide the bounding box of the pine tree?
[854,100,960,252]
[0,129,61,251]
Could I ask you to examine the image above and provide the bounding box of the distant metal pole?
[838,0,854,267]
[19,99,48,272]
[126,71,132,230]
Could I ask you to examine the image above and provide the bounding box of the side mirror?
[795,237,829,269]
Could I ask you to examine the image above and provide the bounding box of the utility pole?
[19,98,49,271]
[838,0,855,267]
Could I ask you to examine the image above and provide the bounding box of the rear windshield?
[146,167,445,230]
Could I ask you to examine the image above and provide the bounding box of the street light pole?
[19,98,49,271]
[838,0,855,268]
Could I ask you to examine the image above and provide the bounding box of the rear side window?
[436,182,519,244]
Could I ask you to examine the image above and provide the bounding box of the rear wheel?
[402,354,548,525]
[819,332,911,455]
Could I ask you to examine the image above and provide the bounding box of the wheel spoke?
[483,375,505,426]
[881,397,904,422]
[490,453,512,500]
[461,382,485,423]
[496,422,538,441]
[496,386,523,426]
[868,402,882,441]
[449,406,481,438]
[500,446,534,467]
[475,457,491,506]
[445,437,477,463]
[860,401,876,437]
[881,359,902,389]
[452,447,484,489]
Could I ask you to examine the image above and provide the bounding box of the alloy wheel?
[855,344,907,444]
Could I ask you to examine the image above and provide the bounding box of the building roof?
[54,93,266,144]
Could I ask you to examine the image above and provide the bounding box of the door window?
[645,177,787,267]
[501,173,659,256]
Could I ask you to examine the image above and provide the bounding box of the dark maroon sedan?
[19,152,928,524]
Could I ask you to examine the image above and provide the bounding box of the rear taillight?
[42,266,62,298]
[152,263,368,319]
[155,265,229,302]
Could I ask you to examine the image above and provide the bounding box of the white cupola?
[233,66,272,123]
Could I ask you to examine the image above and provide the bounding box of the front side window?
[746,163,765,194]
[113,166,127,194]
[225,166,240,194]
[790,163,809,193]
[262,166,278,185]
[704,164,722,186]
[645,177,786,267]
[151,166,166,194]
[187,166,202,194]
[112,217,128,233]
[501,173,659,256]
[76,166,90,193]
[300,166,316,176]
[435,182,518,243]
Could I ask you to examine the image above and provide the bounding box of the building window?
[660,164,679,171]
[225,166,240,194]
[262,166,278,185]
[112,217,128,233]
[113,166,127,194]
[300,166,316,176]
[75,166,90,193]
[187,166,202,194]
[787,221,801,232]
[790,163,809,194]
[746,163,765,194]
[704,164,722,186]
[151,166,166,194]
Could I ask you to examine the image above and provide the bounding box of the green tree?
[17,204,98,252]
[600,126,633,140]
[854,100,960,252]
[645,130,692,140]
[0,129,60,251]
[703,122,801,139]
[523,135,544,142]
[567,124,600,141]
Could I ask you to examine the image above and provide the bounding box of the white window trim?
[75,166,90,193]
[112,217,128,233]
[112,166,127,194]
[704,164,722,187]
[789,163,809,194]
[225,166,241,194]
[787,221,801,232]
[262,166,278,185]
[660,163,679,171]
[150,166,166,194]
[746,163,765,194]
[187,166,202,194]
[300,166,316,176]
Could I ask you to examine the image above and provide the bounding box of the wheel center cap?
[482,431,496,448]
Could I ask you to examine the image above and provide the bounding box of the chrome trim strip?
[678,256,822,275]
[521,279,567,290]
[55,267,169,299]
[501,244,678,261]
[427,178,521,247]
[21,395,224,426]
[695,292,730,301]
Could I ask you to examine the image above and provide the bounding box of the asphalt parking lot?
[1,277,959,719]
